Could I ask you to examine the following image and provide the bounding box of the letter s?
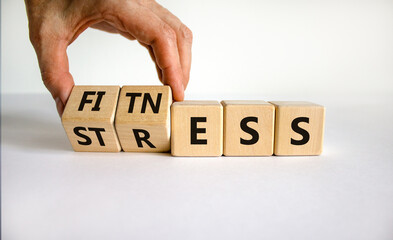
[291,117,310,145]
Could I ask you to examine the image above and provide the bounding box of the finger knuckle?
[28,23,52,49]
[136,0,154,7]
[161,23,177,43]
[29,31,40,47]
[28,25,44,48]
[179,24,193,43]
[41,71,57,85]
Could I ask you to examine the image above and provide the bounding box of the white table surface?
[2,93,393,240]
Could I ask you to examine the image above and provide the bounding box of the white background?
[2,0,393,240]
[2,0,393,99]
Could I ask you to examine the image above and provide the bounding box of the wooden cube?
[171,101,223,157]
[269,101,325,155]
[222,100,275,156]
[115,86,172,152]
[62,86,121,152]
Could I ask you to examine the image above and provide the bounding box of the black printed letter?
[191,117,207,144]
[126,93,142,113]
[291,117,310,145]
[91,91,106,111]
[73,127,92,145]
[78,91,106,111]
[88,127,106,146]
[240,116,259,145]
[141,93,162,113]
[78,91,95,111]
[133,129,156,148]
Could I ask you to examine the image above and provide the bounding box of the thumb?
[35,40,74,116]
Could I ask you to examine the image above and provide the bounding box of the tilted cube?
[62,85,121,152]
[115,86,172,152]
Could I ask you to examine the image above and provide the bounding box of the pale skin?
[24,0,193,116]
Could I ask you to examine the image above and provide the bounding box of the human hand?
[25,0,192,116]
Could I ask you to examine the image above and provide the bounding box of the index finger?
[110,3,185,101]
